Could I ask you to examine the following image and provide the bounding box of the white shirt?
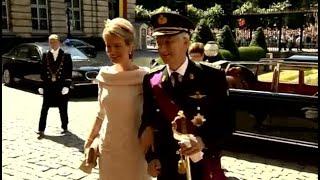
[166,58,188,86]
[50,48,60,61]
[166,57,189,77]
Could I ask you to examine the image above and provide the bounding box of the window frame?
[70,0,82,31]
[2,0,9,31]
[31,0,49,31]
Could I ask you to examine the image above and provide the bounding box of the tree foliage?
[191,19,214,45]
[217,25,239,60]
[135,4,224,28]
[203,4,224,28]
[233,1,291,15]
[135,5,151,21]
[249,27,268,53]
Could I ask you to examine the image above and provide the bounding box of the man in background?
[36,34,73,139]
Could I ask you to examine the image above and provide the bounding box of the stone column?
[49,0,68,36]
[127,0,136,22]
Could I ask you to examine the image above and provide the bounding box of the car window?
[29,46,40,60]
[62,46,88,61]
[70,40,85,46]
[278,70,299,84]
[257,64,276,83]
[304,69,318,86]
[7,48,19,56]
[16,46,29,59]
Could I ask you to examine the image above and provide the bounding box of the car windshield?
[39,45,88,61]
[62,46,88,60]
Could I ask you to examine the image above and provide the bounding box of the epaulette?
[150,64,166,73]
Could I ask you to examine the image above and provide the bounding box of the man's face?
[49,39,60,51]
[189,53,204,62]
[156,33,189,65]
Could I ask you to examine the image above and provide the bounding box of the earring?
[129,52,133,59]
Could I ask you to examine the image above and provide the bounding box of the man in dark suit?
[139,13,234,180]
[37,34,73,139]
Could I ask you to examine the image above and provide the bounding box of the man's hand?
[61,87,69,95]
[139,126,154,154]
[179,136,204,156]
[147,159,161,177]
[38,88,44,95]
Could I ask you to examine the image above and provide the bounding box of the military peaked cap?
[150,12,195,36]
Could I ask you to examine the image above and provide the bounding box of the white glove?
[38,88,44,95]
[179,136,204,163]
[61,87,69,95]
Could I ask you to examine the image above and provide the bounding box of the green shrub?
[217,25,239,60]
[191,19,214,45]
[238,46,266,61]
[219,49,233,60]
[249,27,268,53]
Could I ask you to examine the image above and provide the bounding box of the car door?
[23,45,42,82]
[229,62,317,149]
[230,90,317,145]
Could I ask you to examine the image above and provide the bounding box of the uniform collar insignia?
[189,91,207,99]
[189,73,194,80]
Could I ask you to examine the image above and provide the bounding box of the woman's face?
[105,34,132,63]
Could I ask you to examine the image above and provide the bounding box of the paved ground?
[2,84,318,180]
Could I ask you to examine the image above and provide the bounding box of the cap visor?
[152,30,181,37]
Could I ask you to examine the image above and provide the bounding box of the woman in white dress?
[83,17,151,180]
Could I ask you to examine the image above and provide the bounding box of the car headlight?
[72,71,83,78]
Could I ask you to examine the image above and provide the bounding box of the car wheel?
[3,68,14,86]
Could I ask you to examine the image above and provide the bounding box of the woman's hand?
[84,138,93,149]
[139,126,154,154]
[147,159,161,177]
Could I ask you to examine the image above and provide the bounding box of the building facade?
[1,0,136,53]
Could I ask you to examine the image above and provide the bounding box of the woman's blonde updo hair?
[102,18,135,45]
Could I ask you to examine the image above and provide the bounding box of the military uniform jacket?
[139,60,234,180]
[40,49,72,107]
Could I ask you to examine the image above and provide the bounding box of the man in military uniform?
[37,34,73,139]
[139,12,234,179]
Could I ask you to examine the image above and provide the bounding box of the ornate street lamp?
[65,0,71,38]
